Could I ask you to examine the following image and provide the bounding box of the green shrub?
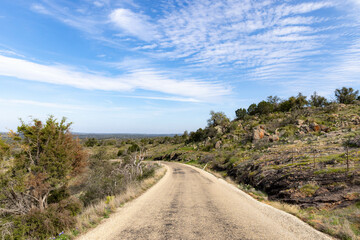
[11,198,80,239]
[48,187,70,204]
[117,149,125,156]
[84,138,98,147]
[128,143,140,153]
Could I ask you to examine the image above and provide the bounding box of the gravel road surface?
[77,162,331,240]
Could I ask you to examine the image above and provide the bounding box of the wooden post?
[346,145,349,172]
[313,149,316,169]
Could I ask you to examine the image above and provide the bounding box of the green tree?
[294,92,308,109]
[0,137,9,159]
[267,95,281,111]
[1,117,87,214]
[256,101,274,115]
[247,103,257,115]
[309,91,328,107]
[207,111,230,127]
[279,96,296,112]
[335,87,359,104]
[187,128,206,143]
[128,143,140,153]
[267,95,281,105]
[235,108,247,120]
[84,137,98,147]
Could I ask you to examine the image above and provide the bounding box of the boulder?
[319,124,330,132]
[295,119,304,126]
[300,125,310,133]
[310,122,321,132]
[252,126,266,140]
[215,140,222,149]
[214,126,223,135]
[269,135,280,142]
[351,116,360,125]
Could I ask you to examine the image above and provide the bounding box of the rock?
[300,125,310,133]
[215,140,222,149]
[269,135,279,142]
[252,126,266,140]
[226,134,239,141]
[295,119,304,126]
[319,124,330,132]
[222,143,231,149]
[214,126,223,135]
[314,187,330,197]
[351,116,360,125]
[275,128,280,135]
[205,137,212,146]
[310,122,321,132]
[296,131,305,136]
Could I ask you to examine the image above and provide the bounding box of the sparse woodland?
[0,117,159,239]
[0,87,359,239]
[148,87,360,240]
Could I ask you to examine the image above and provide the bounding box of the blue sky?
[0,0,359,133]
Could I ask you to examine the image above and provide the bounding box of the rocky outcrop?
[252,125,279,142]
[252,125,266,140]
[228,159,360,208]
[295,120,330,135]
[215,140,222,149]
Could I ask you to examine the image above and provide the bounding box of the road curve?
[77,162,331,240]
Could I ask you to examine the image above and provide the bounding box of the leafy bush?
[235,108,247,120]
[84,138,98,147]
[117,149,125,156]
[9,197,81,240]
[335,87,359,104]
[128,143,140,153]
[309,91,329,107]
[256,101,274,115]
[1,117,87,217]
[207,111,230,127]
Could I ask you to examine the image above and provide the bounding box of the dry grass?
[267,201,301,216]
[67,165,167,238]
[194,162,359,240]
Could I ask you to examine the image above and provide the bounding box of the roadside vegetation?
[0,86,359,239]
[145,87,360,240]
[0,117,161,239]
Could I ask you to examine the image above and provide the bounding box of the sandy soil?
[77,162,331,240]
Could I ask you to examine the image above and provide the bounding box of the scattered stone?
[310,122,321,132]
[269,135,280,142]
[295,119,304,126]
[215,140,222,149]
[252,126,267,140]
[319,124,330,132]
[214,126,223,135]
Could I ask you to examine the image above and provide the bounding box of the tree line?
[235,87,359,120]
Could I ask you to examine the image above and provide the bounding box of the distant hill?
[1,132,177,140]
[72,133,177,140]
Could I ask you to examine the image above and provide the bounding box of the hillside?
[146,102,360,239]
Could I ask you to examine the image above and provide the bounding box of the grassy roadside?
[53,164,167,240]
[184,160,359,240]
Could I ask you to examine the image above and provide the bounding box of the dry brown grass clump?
[71,166,167,238]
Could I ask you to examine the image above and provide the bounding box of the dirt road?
[78,162,331,240]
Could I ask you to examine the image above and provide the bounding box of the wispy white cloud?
[31,4,51,15]
[0,98,125,111]
[109,8,158,41]
[28,0,360,94]
[31,2,102,34]
[0,54,230,101]
[122,95,202,103]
